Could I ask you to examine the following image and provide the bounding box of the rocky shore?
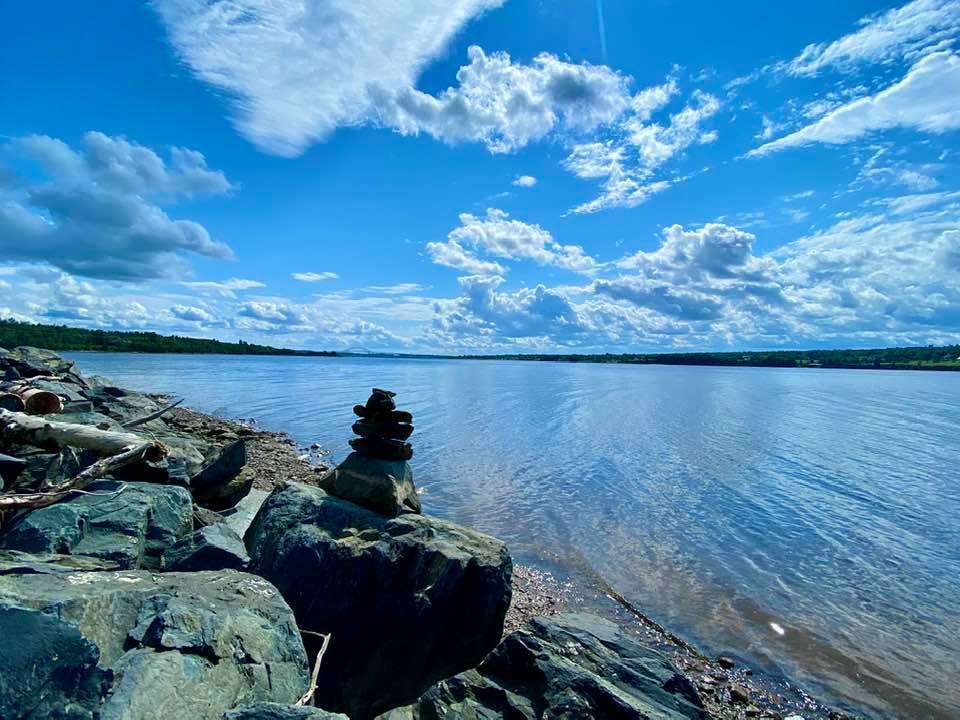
[0,347,856,720]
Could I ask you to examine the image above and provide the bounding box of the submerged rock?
[162,523,250,572]
[380,613,707,720]
[245,481,512,719]
[0,559,309,720]
[0,479,192,569]
[320,452,421,517]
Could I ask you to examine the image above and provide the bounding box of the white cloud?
[512,175,538,188]
[360,283,426,295]
[292,271,339,282]
[756,115,785,141]
[0,133,234,280]
[427,190,960,350]
[445,208,599,273]
[181,278,266,297]
[426,239,507,275]
[378,46,631,153]
[751,51,960,156]
[783,190,815,201]
[564,85,719,214]
[782,0,960,76]
[171,304,216,322]
[152,0,503,157]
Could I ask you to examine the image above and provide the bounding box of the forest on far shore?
[3,319,959,370]
[0,319,336,356]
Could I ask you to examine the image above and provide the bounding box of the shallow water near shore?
[67,353,960,719]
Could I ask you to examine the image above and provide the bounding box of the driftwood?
[0,408,168,511]
[296,632,332,707]
[122,398,183,429]
[0,441,167,510]
[0,408,149,454]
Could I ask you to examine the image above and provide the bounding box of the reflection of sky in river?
[68,354,960,720]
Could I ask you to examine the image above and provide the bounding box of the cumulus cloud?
[512,175,537,187]
[0,132,234,280]
[430,208,600,274]
[564,85,719,214]
[378,46,631,153]
[292,271,339,282]
[428,190,960,350]
[152,0,503,156]
[171,304,216,322]
[431,274,583,340]
[782,0,960,76]
[751,51,960,157]
[426,239,507,275]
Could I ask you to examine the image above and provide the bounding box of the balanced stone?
[320,452,421,516]
[364,388,396,414]
[351,418,414,441]
[349,436,412,461]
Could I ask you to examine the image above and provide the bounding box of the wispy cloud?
[780,0,960,76]
[292,271,338,282]
[750,52,960,157]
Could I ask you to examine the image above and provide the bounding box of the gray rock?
[224,703,349,719]
[193,440,254,510]
[381,613,707,720]
[246,482,512,719]
[0,452,26,488]
[0,480,193,569]
[223,488,270,537]
[3,346,76,376]
[163,523,250,572]
[319,452,421,517]
[0,560,309,720]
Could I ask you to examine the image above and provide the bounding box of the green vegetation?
[459,346,960,370]
[3,319,958,369]
[0,320,336,356]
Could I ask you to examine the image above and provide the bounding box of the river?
[66,353,960,719]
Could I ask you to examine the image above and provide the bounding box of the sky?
[1,0,959,353]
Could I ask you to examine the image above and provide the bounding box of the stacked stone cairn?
[319,388,422,517]
[350,387,413,460]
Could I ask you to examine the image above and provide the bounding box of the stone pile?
[319,388,421,517]
[349,388,413,460]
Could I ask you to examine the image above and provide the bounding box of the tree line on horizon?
[2,319,958,369]
[0,319,337,357]
[461,346,960,370]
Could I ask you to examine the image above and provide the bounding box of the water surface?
[67,353,960,719]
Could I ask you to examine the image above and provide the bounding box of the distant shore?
[4,318,959,371]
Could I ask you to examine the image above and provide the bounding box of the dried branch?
[296,632,332,707]
[122,398,183,429]
[0,442,167,511]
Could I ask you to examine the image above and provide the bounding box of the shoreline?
[161,398,860,720]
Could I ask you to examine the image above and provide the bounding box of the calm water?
[67,353,960,719]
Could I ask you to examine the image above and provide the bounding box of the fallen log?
[0,408,147,454]
[0,441,167,510]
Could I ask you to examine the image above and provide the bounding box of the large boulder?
[224,704,348,719]
[192,440,254,510]
[163,523,250,572]
[380,613,708,720]
[319,452,421,517]
[0,480,192,569]
[245,482,512,719]
[0,556,309,720]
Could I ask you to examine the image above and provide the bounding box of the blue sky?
[1,0,959,352]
